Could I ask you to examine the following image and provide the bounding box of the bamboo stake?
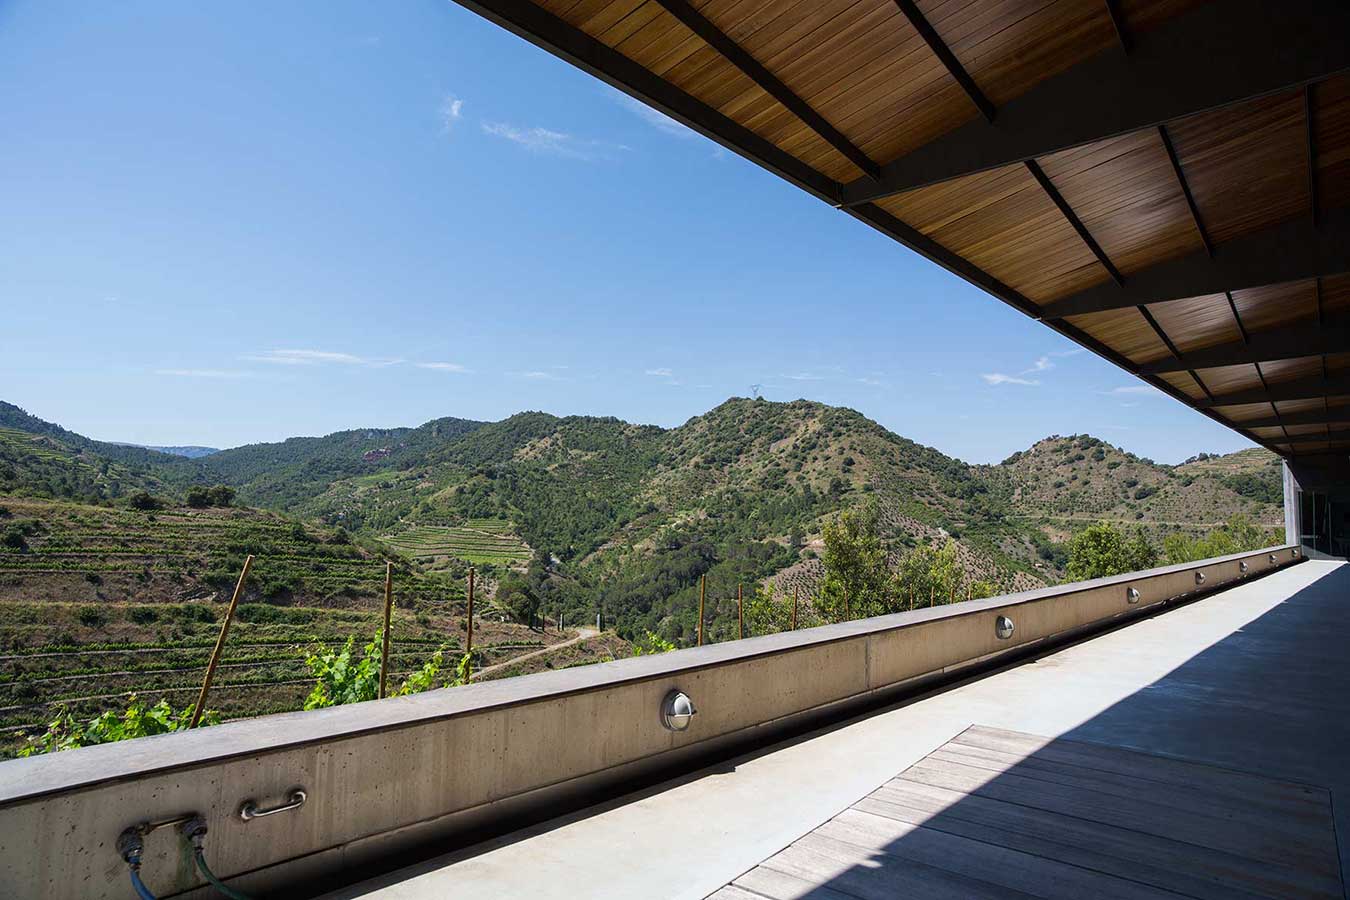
[737,583,743,640]
[791,586,798,631]
[465,567,475,678]
[378,562,393,699]
[697,575,706,646]
[190,554,252,728]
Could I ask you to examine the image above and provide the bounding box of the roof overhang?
[453,0,1350,457]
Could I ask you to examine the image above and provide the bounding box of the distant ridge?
[113,443,220,459]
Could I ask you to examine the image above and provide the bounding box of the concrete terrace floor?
[325,560,1350,900]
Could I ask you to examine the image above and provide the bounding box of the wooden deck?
[711,725,1344,900]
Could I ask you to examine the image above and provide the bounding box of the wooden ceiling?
[457,0,1350,457]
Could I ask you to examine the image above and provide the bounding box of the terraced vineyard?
[382,520,531,568]
[0,498,627,755]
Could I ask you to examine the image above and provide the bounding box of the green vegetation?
[0,396,1290,749]
[1065,522,1159,580]
[382,522,529,567]
[16,696,219,757]
[1064,515,1278,580]
[301,630,466,709]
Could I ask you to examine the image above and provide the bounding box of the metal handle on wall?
[239,789,306,822]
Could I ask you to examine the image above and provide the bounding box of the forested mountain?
[0,398,1283,641]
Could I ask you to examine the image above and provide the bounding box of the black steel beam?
[655,0,880,181]
[1159,125,1211,256]
[1199,374,1350,409]
[891,0,995,123]
[1306,83,1319,229]
[1279,428,1350,447]
[1104,0,1131,54]
[838,0,1350,207]
[1025,160,1123,285]
[1041,209,1350,319]
[1139,320,1350,375]
[1232,409,1350,430]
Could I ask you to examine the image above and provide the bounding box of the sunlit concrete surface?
[325,561,1349,900]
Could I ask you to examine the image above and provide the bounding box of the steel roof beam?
[1041,209,1350,319]
[838,0,1350,207]
[1139,320,1350,374]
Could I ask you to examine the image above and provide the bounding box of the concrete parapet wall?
[0,545,1303,899]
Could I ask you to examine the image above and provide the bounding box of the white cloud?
[515,370,560,380]
[155,369,251,379]
[857,377,888,387]
[1023,356,1053,374]
[440,95,463,132]
[781,372,823,381]
[982,373,1041,386]
[243,349,403,368]
[416,362,468,373]
[645,367,674,377]
[1103,385,1160,396]
[1050,348,1086,358]
[613,93,695,139]
[481,121,628,161]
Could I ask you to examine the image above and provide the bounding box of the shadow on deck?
[718,563,1350,900]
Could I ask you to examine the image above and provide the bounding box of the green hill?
[0,397,1284,645]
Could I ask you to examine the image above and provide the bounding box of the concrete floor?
[325,561,1350,900]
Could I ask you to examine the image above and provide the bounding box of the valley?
[0,397,1282,754]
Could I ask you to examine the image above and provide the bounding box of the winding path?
[469,627,600,681]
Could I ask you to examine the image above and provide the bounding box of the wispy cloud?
[416,362,468,373]
[645,367,674,377]
[1023,356,1053,374]
[440,95,463,132]
[1050,348,1086,358]
[1103,385,1159,396]
[781,372,824,381]
[514,370,560,381]
[155,369,251,379]
[857,377,888,387]
[243,349,403,368]
[613,93,695,139]
[982,373,1041,386]
[481,121,628,161]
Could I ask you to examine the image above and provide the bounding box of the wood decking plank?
[817,809,1184,900]
[895,758,1337,875]
[861,786,1327,900]
[706,726,1344,900]
[762,833,1039,900]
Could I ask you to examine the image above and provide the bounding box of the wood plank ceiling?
[456,0,1350,458]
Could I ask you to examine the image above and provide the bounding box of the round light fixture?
[661,690,697,731]
[1126,587,1140,604]
[994,615,1015,640]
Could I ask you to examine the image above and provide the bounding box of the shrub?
[77,606,107,627]
[17,696,218,756]
[128,606,159,625]
[128,492,162,511]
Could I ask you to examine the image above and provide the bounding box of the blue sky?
[0,1,1256,464]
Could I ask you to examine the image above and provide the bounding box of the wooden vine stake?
[466,567,476,678]
[697,575,706,646]
[737,583,744,640]
[378,561,393,699]
[791,586,798,631]
[190,554,253,728]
